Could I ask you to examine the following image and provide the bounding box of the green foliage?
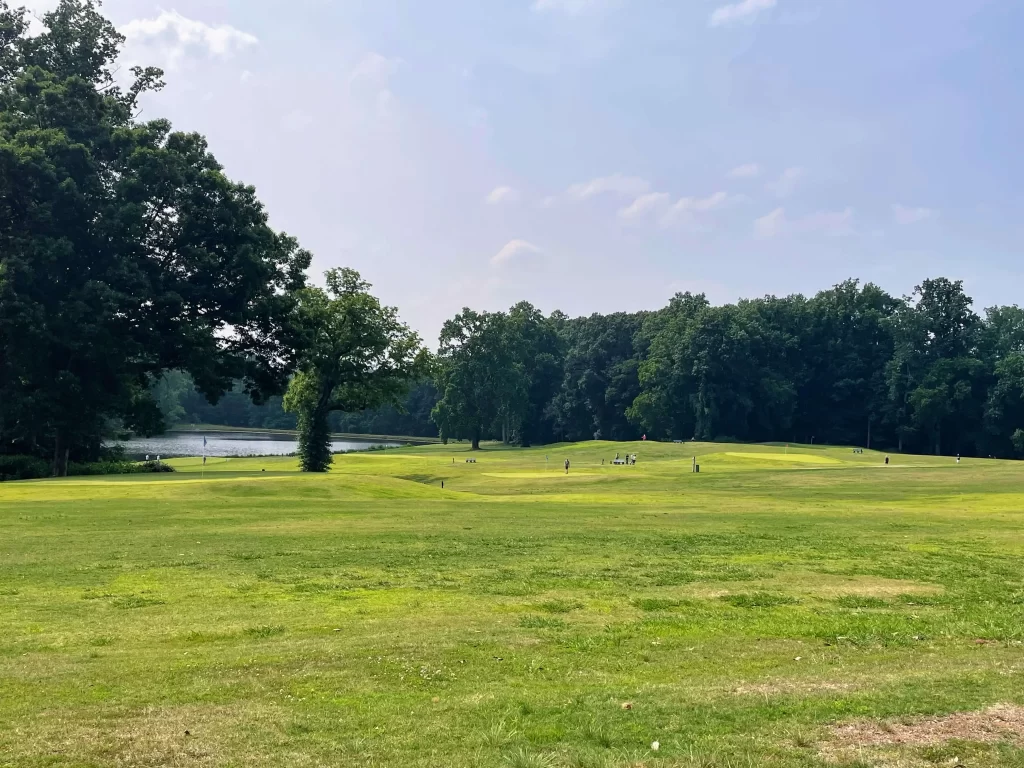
[0,454,49,481]
[283,269,427,471]
[429,278,1024,458]
[0,0,310,475]
[0,454,173,481]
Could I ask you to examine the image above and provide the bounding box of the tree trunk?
[866,416,872,450]
[472,425,481,451]
[297,403,333,472]
[52,429,68,477]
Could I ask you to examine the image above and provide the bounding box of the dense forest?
[428,278,1024,457]
[2,2,1022,476]
[162,277,1024,459]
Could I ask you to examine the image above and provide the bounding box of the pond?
[115,431,401,459]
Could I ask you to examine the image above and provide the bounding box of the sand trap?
[724,452,841,465]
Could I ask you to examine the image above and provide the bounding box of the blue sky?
[23,0,1024,339]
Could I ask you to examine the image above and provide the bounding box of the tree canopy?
[428,279,1024,458]
[283,269,427,471]
[0,0,309,473]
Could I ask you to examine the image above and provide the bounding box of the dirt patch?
[821,704,1024,765]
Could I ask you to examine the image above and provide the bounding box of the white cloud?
[486,186,520,205]
[755,207,854,238]
[349,52,403,88]
[618,192,671,219]
[728,163,761,179]
[532,0,600,14]
[661,191,733,229]
[240,69,253,83]
[281,110,314,132]
[566,174,650,202]
[709,0,777,27]
[16,0,57,33]
[492,239,541,266]
[120,11,257,71]
[619,190,733,228]
[673,191,730,213]
[766,167,804,198]
[892,204,938,224]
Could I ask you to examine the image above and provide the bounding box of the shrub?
[67,460,175,476]
[0,456,176,481]
[0,455,50,481]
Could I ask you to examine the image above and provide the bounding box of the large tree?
[283,269,426,472]
[431,309,510,450]
[0,1,310,473]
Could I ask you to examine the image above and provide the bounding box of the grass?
[1,440,1023,767]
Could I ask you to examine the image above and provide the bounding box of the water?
[115,431,401,459]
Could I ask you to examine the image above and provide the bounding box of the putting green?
[483,471,597,478]
[724,451,841,464]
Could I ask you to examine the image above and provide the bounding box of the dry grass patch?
[4,703,287,767]
[821,704,1024,765]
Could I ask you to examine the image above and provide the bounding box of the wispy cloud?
[709,0,777,27]
[349,52,403,87]
[672,191,730,214]
[754,207,854,238]
[566,174,651,202]
[347,52,403,118]
[728,163,761,179]
[120,11,257,70]
[532,0,601,15]
[892,204,938,224]
[492,239,541,266]
[618,192,671,220]
[486,186,520,205]
[766,167,804,198]
[619,190,733,229]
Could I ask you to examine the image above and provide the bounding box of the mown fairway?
[2,442,1023,767]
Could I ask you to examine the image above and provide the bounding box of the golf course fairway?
[2,441,1023,767]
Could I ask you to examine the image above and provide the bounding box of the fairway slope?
[2,441,1023,766]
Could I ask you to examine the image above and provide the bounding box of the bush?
[0,454,176,482]
[0,455,50,482]
[67,460,175,476]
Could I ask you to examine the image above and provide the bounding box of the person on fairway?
[564,458,570,474]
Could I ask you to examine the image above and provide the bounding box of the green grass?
[1,441,1023,767]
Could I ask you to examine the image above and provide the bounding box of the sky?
[19,0,1024,341]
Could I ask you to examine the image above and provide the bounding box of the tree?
[283,269,426,472]
[886,279,981,454]
[431,309,510,450]
[0,0,310,474]
[797,280,898,448]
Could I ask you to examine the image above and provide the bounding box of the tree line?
[2,2,1022,478]
[430,279,1024,458]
